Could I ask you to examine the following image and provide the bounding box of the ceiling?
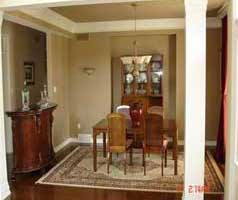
[51,0,225,23]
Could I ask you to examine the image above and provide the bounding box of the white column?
[183,1,207,200]
[225,0,238,199]
[0,11,11,200]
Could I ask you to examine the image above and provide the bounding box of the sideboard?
[6,103,57,180]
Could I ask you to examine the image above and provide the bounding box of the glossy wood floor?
[7,144,224,200]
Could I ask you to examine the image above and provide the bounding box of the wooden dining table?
[92,118,178,175]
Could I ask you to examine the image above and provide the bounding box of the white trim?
[0,11,10,200]
[75,18,184,33]
[178,140,216,147]
[54,137,80,153]
[78,133,92,144]
[0,182,10,200]
[184,0,207,199]
[0,0,156,10]
[19,7,76,32]
[73,18,221,33]
[224,0,238,199]
[5,8,222,35]
[3,12,73,38]
[217,2,228,19]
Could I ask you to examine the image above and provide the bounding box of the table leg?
[103,132,106,158]
[173,133,178,175]
[93,131,97,172]
[172,135,175,160]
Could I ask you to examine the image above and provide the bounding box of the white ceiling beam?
[3,12,73,38]
[0,0,158,10]
[19,8,76,32]
[74,17,221,33]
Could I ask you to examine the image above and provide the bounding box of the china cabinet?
[121,54,163,112]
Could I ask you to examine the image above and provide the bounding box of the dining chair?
[116,105,131,120]
[107,113,133,175]
[143,113,168,176]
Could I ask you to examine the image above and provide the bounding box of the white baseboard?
[1,182,10,200]
[76,133,217,147]
[178,140,216,147]
[54,137,80,153]
[78,133,104,144]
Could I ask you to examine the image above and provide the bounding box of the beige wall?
[175,29,222,140]
[176,30,185,140]
[206,29,222,140]
[111,57,122,112]
[69,34,111,137]
[3,20,47,109]
[47,33,70,147]
[2,20,47,153]
[168,35,176,119]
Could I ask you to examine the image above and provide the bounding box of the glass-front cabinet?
[149,54,163,96]
[121,54,163,110]
[121,54,163,97]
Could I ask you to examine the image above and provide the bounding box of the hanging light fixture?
[120,4,152,77]
[131,3,140,78]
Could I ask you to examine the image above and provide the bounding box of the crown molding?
[19,8,76,32]
[217,2,228,19]
[0,0,157,10]
[5,6,222,35]
[3,12,74,38]
[74,18,221,33]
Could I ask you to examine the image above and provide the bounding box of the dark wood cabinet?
[6,104,57,179]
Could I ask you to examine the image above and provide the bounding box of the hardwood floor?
[7,144,224,200]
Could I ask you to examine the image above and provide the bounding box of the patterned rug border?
[36,146,224,194]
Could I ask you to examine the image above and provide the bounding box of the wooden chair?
[143,113,168,176]
[107,113,133,175]
[116,105,131,120]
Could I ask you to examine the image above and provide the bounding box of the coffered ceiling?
[51,0,225,22]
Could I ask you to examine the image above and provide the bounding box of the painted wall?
[69,34,111,137]
[2,20,47,153]
[206,29,222,140]
[175,29,222,140]
[47,33,71,147]
[2,20,47,108]
[111,57,122,112]
[168,35,176,119]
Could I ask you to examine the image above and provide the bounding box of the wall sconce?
[82,67,95,76]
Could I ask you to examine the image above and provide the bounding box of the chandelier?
[131,3,139,78]
[120,4,152,77]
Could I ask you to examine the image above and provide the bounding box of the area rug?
[36,146,224,194]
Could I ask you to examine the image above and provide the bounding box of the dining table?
[92,118,178,175]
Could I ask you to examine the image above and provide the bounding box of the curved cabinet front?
[6,104,57,178]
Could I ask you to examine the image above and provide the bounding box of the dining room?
[36,29,224,195]
[0,1,229,200]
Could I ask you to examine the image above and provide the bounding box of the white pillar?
[0,11,11,200]
[183,1,207,200]
[225,0,238,199]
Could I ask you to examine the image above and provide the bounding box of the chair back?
[116,105,131,120]
[144,113,164,147]
[107,113,126,148]
[130,103,144,128]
